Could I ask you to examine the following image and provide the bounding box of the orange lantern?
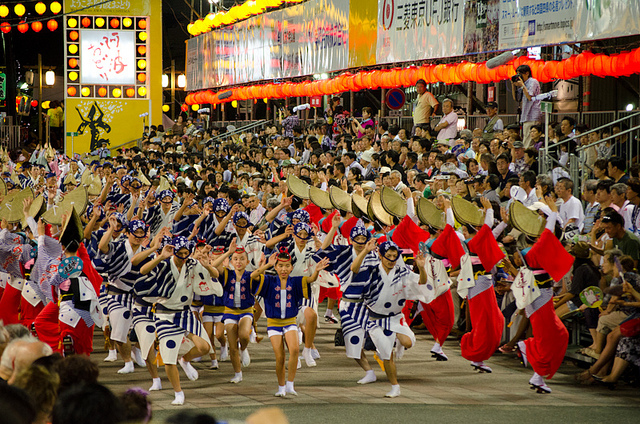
[138,19,147,29]
[47,19,58,31]
[110,18,119,28]
[126,88,135,97]
[0,22,10,34]
[82,17,91,27]
[98,87,107,97]
[433,64,447,82]
[31,21,42,32]
[137,73,146,83]
[603,55,614,76]
[69,30,79,41]
[68,58,78,68]
[422,66,435,84]
[17,21,28,33]
[555,61,566,80]
[137,45,146,55]
[564,56,576,79]
[354,72,365,91]
[67,86,77,96]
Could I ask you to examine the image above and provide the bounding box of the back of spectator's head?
[0,384,36,424]
[524,148,538,160]
[54,355,99,395]
[379,120,389,132]
[628,178,640,197]
[4,324,30,340]
[120,388,152,424]
[516,64,532,75]
[486,174,500,190]
[602,210,625,227]
[52,383,125,424]
[0,338,52,384]
[536,174,553,192]
[13,364,60,423]
[166,411,218,424]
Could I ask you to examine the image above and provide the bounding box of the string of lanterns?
[0,1,61,33]
[187,0,306,36]
[184,47,640,107]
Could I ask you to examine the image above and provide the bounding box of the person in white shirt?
[434,99,458,146]
[555,178,585,231]
[519,170,539,207]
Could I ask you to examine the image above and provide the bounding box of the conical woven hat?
[28,195,46,221]
[157,176,172,193]
[309,186,333,210]
[286,175,310,200]
[81,167,93,186]
[63,173,78,186]
[351,193,368,219]
[41,186,88,226]
[138,173,151,186]
[329,186,352,213]
[59,207,84,250]
[368,191,395,227]
[0,187,34,223]
[87,176,102,196]
[451,196,484,227]
[416,197,445,230]
[0,178,6,196]
[509,200,546,238]
[380,187,407,218]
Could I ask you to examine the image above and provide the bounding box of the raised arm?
[320,214,341,250]
[307,257,330,283]
[140,245,172,275]
[264,195,291,223]
[351,238,377,274]
[265,225,293,249]
[251,253,276,280]
[98,215,118,254]
[215,204,238,236]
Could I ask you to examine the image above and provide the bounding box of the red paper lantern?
[181,104,188,112]
[17,21,28,33]
[81,17,91,27]
[110,18,119,28]
[31,100,38,107]
[47,19,58,31]
[67,86,77,96]
[98,87,107,97]
[138,19,147,29]
[69,30,79,41]
[31,21,42,32]
[555,61,566,80]
[1,22,10,34]
[603,55,614,76]
[433,64,446,82]
[126,88,135,97]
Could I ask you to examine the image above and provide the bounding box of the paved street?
[93,307,640,424]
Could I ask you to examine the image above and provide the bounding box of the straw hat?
[28,195,46,221]
[351,193,369,219]
[81,168,93,186]
[329,186,352,213]
[309,186,333,210]
[41,186,88,226]
[0,178,6,196]
[87,177,103,196]
[367,191,395,226]
[59,207,84,250]
[509,200,546,238]
[156,176,172,193]
[138,173,151,186]
[286,175,310,200]
[0,187,34,223]
[63,172,78,186]
[451,196,484,227]
[416,197,445,230]
[380,187,407,218]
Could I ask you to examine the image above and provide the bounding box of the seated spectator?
[582,179,600,234]
[13,364,60,424]
[0,337,53,384]
[52,383,125,424]
[608,156,629,184]
[0,384,37,424]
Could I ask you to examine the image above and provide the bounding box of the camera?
[511,74,521,82]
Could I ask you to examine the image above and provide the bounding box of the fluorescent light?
[162,74,169,88]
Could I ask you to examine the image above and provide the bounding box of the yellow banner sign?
[65,98,149,154]
[65,0,150,16]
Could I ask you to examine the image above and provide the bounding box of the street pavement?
[93,307,640,424]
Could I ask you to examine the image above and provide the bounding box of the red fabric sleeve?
[392,216,430,254]
[430,225,465,269]
[77,242,103,293]
[304,203,325,226]
[524,229,575,282]
[467,225,505,271]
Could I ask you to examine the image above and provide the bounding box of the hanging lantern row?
[0,2,61,18]
[187,0,305,36]
[185,48,640,106]
[1,18,58,33]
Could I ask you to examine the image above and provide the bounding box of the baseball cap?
[486,101,498,109]
[513,141,524,148]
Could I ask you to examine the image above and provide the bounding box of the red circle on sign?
[385,88,405,110]
[382,0,394,30]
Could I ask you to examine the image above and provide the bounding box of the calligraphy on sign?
[80,30,136,85]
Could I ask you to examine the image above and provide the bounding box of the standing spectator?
[324,96,341,126]
[555,178,585,231]
[281,106,299,138]
[46,100,64,149]
[171,115,185,136]
[412,79,439,135]
[511,64,541,148]
[433,99,458,146]
[351,107,375,138]
[582,179,600,234]
[481,101,503,143]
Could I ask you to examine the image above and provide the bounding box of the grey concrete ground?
[93,307,640,424]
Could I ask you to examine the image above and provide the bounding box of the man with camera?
[511,64,542,149]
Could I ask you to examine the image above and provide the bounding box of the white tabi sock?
[149,378,162,391]
[171,391,185,405]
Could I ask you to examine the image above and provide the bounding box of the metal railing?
[204,119,271,145]
[0,124,21,150]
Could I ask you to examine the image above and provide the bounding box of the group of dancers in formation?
[0,171,575,405]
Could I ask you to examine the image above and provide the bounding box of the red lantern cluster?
[185,47,640,106]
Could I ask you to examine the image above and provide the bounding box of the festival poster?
[64,0,150,16]
[376,0,465,64]
[64,99,150,154]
